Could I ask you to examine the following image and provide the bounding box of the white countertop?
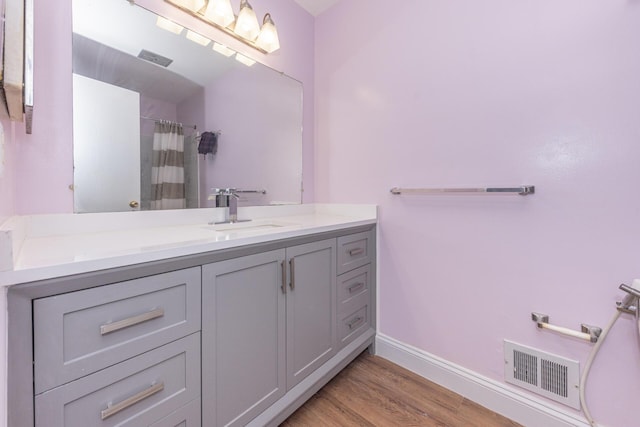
[0,204,377,287]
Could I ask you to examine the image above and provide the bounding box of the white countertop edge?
[23,204,320,238]
[0,205,377,288]
[0,217,25,273]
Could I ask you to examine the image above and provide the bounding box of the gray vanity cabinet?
[34,333,201,427]
[336,231,374,350]
[31,268,202,427]
[202,250,287,427]
[202,239,336,427]
[10,225,375,427]
[285,239,337,389]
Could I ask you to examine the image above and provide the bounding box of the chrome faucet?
[227,188,240,223]
[209,188,250,224]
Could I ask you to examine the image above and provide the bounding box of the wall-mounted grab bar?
[532,312,602,343]
[390,186,535,196]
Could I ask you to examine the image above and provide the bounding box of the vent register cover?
[138,49,173,67]
[504,340,580,409]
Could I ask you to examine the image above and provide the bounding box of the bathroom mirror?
[71,0,303,213]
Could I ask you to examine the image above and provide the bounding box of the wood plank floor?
[281,352,523,427]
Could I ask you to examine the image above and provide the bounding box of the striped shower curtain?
[151,121,186,210]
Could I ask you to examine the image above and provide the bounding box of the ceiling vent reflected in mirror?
[165,0,281,54]
[137,49,174,67]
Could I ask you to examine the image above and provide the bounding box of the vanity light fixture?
[165,0,281,54]
[170,0,206,13]
[204,0,235,27]
[186,30,212,46]
[233,0,260,41]
[156,16,185,34]
[255,13,279,53]
[212,42,236,57]
[235,53,256,67]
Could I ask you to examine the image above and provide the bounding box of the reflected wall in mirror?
[71,0,303,213]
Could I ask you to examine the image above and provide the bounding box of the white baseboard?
[375,333,591,427]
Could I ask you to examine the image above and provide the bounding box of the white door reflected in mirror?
[72,74,141,213]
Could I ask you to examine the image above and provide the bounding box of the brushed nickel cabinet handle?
[101,381,164,420]
[347,282,365,294]
[348,316,364,330]
[281,260,287,294]
[348,248,364,257]
[289,257,296,290]
[100,308,165,335]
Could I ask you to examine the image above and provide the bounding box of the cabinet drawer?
[35,333,201,427]
[338,305,371,349]
[34,267,201,394]
[337,264,370,315]
[337,231,372,275]
[150,398,201,427]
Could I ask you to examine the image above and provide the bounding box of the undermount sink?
[210,220,296,236]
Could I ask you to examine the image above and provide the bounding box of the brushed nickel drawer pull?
[281,260,287,294]
[347,282,365,294]
[347,315,364,330]
[289,257,296,290]
[101,381,164,420]
[347,247,364,257]
[100,308,165,335]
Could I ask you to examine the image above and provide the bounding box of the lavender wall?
[14,0,73,214]
[201,66,303,207]
[315,1,640,426]
[0,119,16,221]
[5,0,314,215]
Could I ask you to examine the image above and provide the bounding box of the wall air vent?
[504,340,580,409]
[137,49,173,67]
[513,349,537,386]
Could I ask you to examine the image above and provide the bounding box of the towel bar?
[390,186,534,196]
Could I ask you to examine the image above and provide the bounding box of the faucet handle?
[224,188,240,198]
[209,188,239,196]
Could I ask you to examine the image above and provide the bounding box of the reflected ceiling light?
[186,30,211,46]
[213,42,235,57]
[234,0,260,41]
[165,0,281,54]
[204,0,235,27]
[156,16,185,34]
[255,13,279,53]
[235,53,256,67]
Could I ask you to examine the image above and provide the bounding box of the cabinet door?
[286,239,337,389]
[202,250,286,427]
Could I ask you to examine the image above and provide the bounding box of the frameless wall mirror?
[71,0,303,213]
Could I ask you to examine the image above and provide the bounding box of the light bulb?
[234,0,260,41]
[255,13,280,53]
[171,0,205,13]
[204,0,235,27]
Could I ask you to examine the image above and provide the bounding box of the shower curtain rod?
[141,115,197,130]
